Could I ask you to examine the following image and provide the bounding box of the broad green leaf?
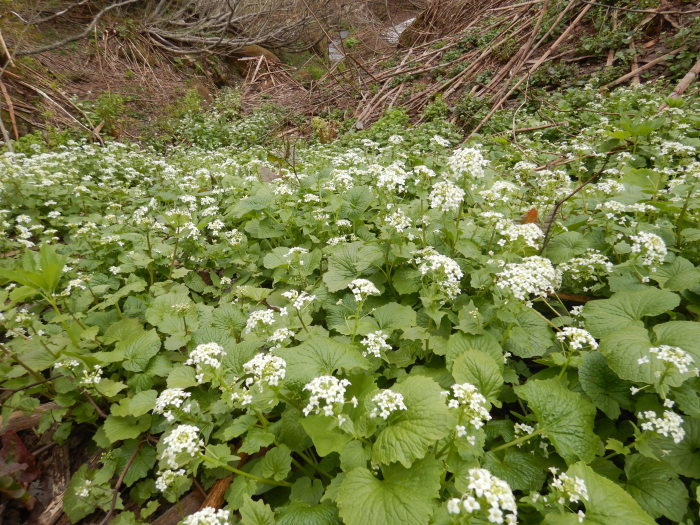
[166,365,198,388]
[300,416,352,457]
[446,332,503,369]
[544,462,655,525]
[371,302,416,332]
[515,379,599,464]
[337,457,441,525]
[583,288,679,338]
[624,455,688,521]
[598,327,662,385]
[483,449,546,491]
[450,350,503,407]
[322,242,383,292]
[112,390,157,417]
[648,417,700,478]
[372,375,453,467]
[239,428,275,455]
[103,415,151,443]
[652,257,700,291]
[578,352,632,419]
[545,231,590,264]
[115,443,157,487]
[240,497,276,525]
[653,321,700,364]
[116,329,161,372]
[277,501,340,525]
[275,336,369,386]
[261,445,292,481]
[503,305,554,358]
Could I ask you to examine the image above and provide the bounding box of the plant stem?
[489,428,543,453]
[199,454,292,487]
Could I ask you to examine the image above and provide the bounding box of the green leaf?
[652,257,700,291]
[275,336,369,385]
[372,375,453,467]
[103,415,152,444]
[239,428,275,455]
[483,449,546,491]
[277,501,340,525]
[322,242,383,292]
[371,302,416,332]
[648,416,700,479]
[116,329,161,373]
[166,365,198,388]
[653,321,700,364]
[115,443,157,487]
[300,416,352,457]
[545,231,590,264]
[260,445,292,481]
[337,457,441,525]
[112,390,157,418]
[624,455,688,521]
[503,305,554,358]
[583,288,680,338]
[450,350,503,407]
[578,352,632,419]
[446,332,503,369]
[515,379,599,464]
[545,462,655,525]
[599,327,663,385]
[240,497,276,525]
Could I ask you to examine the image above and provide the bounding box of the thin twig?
[98,442,144,525]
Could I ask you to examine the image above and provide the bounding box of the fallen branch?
[496,121,567,135]
[602,47,684,89]
[0,402,59,436]
[658,57,700,111]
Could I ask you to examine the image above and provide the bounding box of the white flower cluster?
[282,289,316,310]
[496,220,543,249]
[638,410,685,443]
[548,467,589,505]
[180,507,230,525]
[154,388,192,422]
[648,345,696,375]
[155,468,186,492]
[447,147,488,179]
[185,342,225,383]
[385,209,412,233]
[348,278,380,302]
[242,353,286,388]
[369,389,407,419]
[559,250,613,285]
[360,330,392,358]
[496,256,561,302]
[414,249,463,299]
[161,424,203,469]
[429,179,465,212]
[268,327,295,345]
[303,375,351,418]
[479,181,520,204]
[244,308,276,334]
[446,468,517,525]
[629,231,667,267]
[556,327,598,350]
[448,383,491,429]
[376,163,408,192]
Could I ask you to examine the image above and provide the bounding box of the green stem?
[168,235,180,280]
[0,344,43,382]
[489,428,543,453]
[199,454,292,487]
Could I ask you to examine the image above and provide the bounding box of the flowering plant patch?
[0,84,698,524]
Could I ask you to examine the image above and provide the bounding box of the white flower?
[348,278,380,302]
[109,266,121,275]
[385,209,412,233]
[160,424,203,469]
[155,468,187,492]
[282,289,316,310]
[431,135,450,147]
[78,365,103,386]
[447,468,516,523]
[549,468,589,504]
[185,343,225,383]
[495,256,561,302]
[414,248,463,299]
[244,309,276,334]
[242,353,286,388]
[559,250,613,284]
[303,376,351,418]
[180,507,230,525]
[360,331,391,358]
[448,383,491,430]
[429,179,464,213]
[556,327,598,350]
[369,390,407,419]
[648,345,695,375]
[629,232,667,267]
[638,410,685,443]
[283,247,308,260]
[268,327,295,344]
[388,134,404,145]
[447,147,488,179]
[154,388,192,422]
[495,220,543,249]
[376,163,408,192]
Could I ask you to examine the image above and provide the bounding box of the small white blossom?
[242,353,286,388]
[648,345,695,375]
[185,343,225,383]
[348,278,380,302]
[429,179,464,213]
[496,256,561,302]
[447,468,516,524]
[154,388,192,422]
[638,410,685,443]
[155,468,187,492]
[629,232,667,267]
[244,309,276,334]
[180,507,230,525]
[360,331,391,358]
[369,390,407,419]
[160,424,203,469]
[449,383,491,430]
[303,376,351,418]
[556,327,598,350]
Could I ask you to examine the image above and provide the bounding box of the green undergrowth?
[0,83,699,524]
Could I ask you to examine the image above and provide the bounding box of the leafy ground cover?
[1,83,699,524]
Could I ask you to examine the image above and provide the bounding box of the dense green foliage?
[1,84,699,524]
